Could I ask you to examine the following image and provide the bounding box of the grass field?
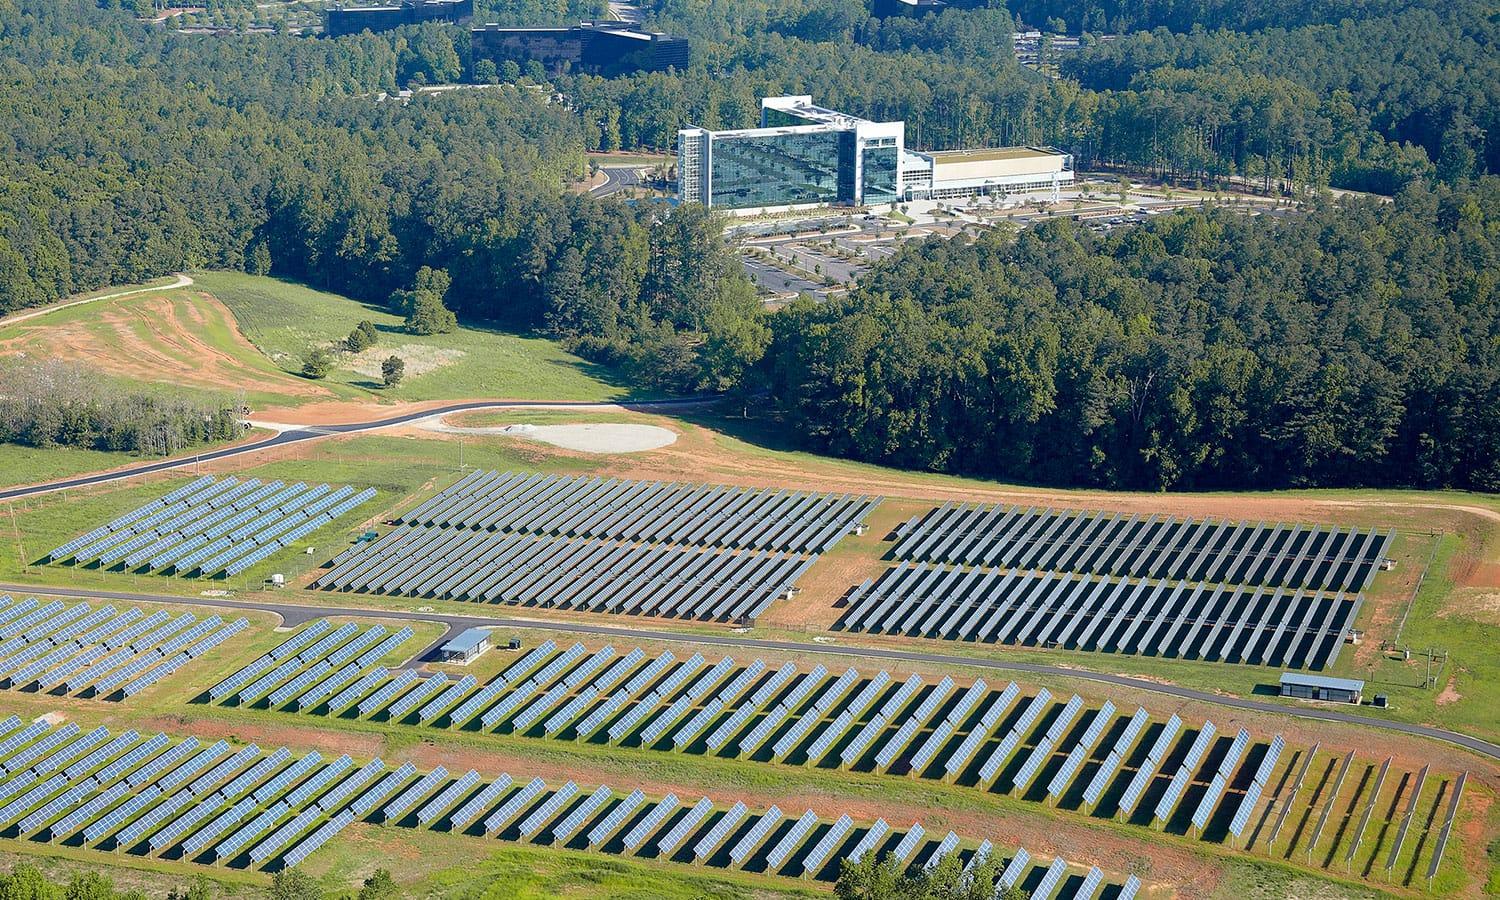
[0,272,635,418]
[195,271,634,407]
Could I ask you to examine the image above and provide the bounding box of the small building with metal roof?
[439,627,492,664]
[1279,672,1364,704]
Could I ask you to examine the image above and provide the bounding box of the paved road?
[590,166,643,198]
[5,581,1496,763]
[0,396,718,503]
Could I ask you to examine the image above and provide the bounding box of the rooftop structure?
[324,0,471,37]
[471,22,689,76]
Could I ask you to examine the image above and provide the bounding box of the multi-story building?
[470,22,690,76]
[324,0,472,37]
[677,96,904,212]
[677,96,1073,212]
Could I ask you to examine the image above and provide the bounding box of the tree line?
[754,180,1500,492]
[0,360,247,456]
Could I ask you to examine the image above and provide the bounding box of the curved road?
[0,396,717,503]
[4,581,1496,763]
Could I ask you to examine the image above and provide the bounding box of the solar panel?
[450,774,512,831]
[417,769,481,826]
[148,793,222,851]
[381,765,444,822]
[622,793,679,851]
[485,776,545,833]
[352,762,416,816]
[183,796,256,854]
[388,673,448,720]
[421,674,477,723]
[765,809,818,869]
[64,729,138,781]
[284,810,355,868]
[1117,874,1141,900]
[1153,722,1216,823]
[924,830,959,872]
[216,800,289,860]
[82,782,157,842]
[156,740,230,791]
[318,757,384,813]
[221,747,293,800]
[794,812,849,875]
[688,800,745,861]
[518,781,578,838]
[1082,707,1150,808]
[998,847,1031,887]
[254,751,323,805]
[19,782,90,833]
[0,720,51,762]
[115,787,195,848]
[49,781,129,840]
[656,795,712,855]
[1117,714,1182,816]
[95,732,169,786]
[552,783,612,844]
[5,723,80,773]
[287,755,354,807]
[33,726,108,775]
[250,805,324,863]
[1227,780,1264,839]
[846,817,889,864]
[587,788,645,848]
[328,668,390,712]
[270,620,333,659]
[1031,857,1067,898]
[359,669,420,717]
[1046,700,1116,799]
[891,822,925,864]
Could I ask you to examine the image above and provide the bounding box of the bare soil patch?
[0,291,330,398]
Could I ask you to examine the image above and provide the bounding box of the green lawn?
[194,271,635,406]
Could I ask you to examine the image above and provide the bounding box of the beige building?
[901,146,1074,200]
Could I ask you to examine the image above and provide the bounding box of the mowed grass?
[194,271,634,406]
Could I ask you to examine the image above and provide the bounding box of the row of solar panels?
[315,530,814,623]
[0,715,1130,893]
[233,626,1300,840]
[0,596,247,699]
[47,475,376,578]
[400,470,880,554]
[836,564,1361,670]
[207,619,414,710]
[893,503,1393,594]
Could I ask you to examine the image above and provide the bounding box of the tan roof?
[925,146,1062,163]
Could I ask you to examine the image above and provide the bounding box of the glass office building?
[678,96,906,212]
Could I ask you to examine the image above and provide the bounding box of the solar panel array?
[836,564,1363,670]
[0,596,247,699]
[398,471,879,552]
[222,634,1408,869]
[893,503,1392,592]
[208,619,415,711]
[46,476,377,578]
[314,471,878,622]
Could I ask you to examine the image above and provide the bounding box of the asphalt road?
[0,397,717,503]
[5,581,1496,763]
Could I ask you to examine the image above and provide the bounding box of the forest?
[755,181,1500,492]
[1,0,1497,489]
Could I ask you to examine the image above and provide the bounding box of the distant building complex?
[870,0,989,17]
[677,96,1073,213]
[324,0,472,37]
[471,22,691,76]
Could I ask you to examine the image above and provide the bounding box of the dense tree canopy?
[758,181,1500,491]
